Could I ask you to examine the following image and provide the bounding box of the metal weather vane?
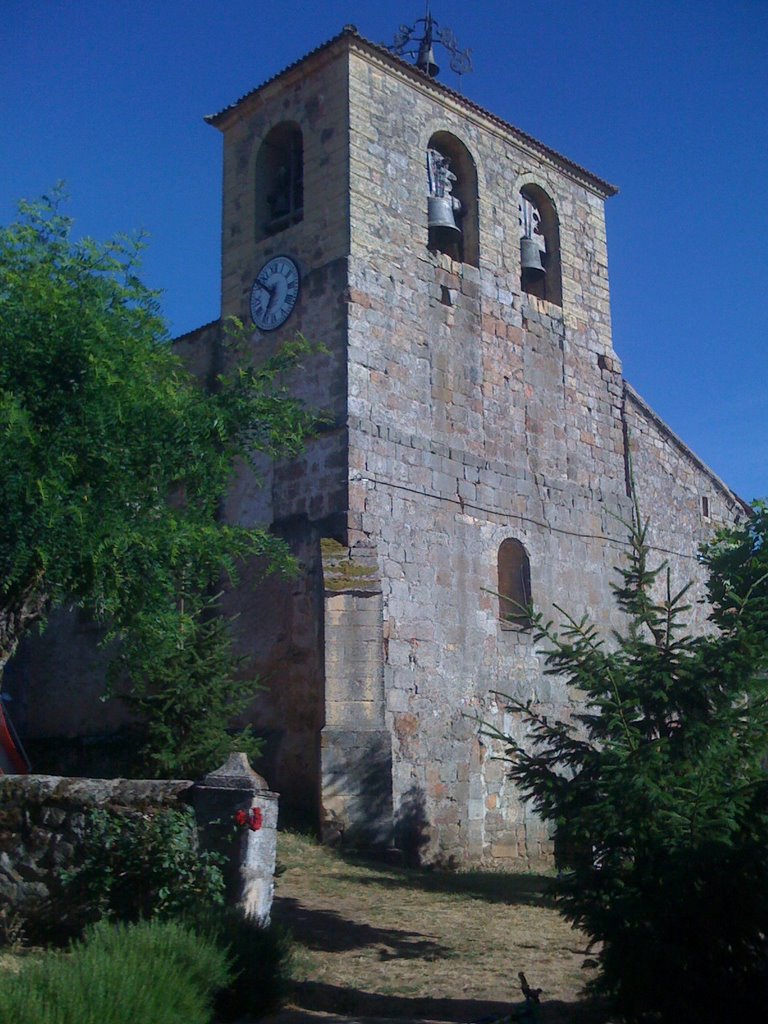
[388,2,473,81]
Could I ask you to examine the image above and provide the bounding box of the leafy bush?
[184,906,294,1019]
[62,806,224,930]
[484,499,768,1023]
[0,918,231,1024]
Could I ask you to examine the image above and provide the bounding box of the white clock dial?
[249,256,300,331]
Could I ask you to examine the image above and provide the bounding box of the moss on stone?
[320,537,347,555]
[321,538,379,592]
[324,561,379,592]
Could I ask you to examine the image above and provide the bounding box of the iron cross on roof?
[388,2,473,80]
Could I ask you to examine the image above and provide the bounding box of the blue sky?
[2,1,766,500]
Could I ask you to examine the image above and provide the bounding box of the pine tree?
[484,498,768,1023]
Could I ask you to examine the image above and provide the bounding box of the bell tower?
[192,23,744,864]
[4,21,746,853]
[198,23,622,857]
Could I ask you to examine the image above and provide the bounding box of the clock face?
[249,256,300,331]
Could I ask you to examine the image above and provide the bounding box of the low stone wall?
[0,753,278,929]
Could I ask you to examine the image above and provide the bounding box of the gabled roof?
[624,382,752,516]
[205,25,618,199]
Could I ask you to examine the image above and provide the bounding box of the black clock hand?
[254,279,275,297]
[253,279,278,315]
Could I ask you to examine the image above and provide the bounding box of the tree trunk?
[0,579,50,690]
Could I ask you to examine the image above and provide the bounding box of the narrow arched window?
[254,122,303,241]
[426,132,479,266]
[498,539,532,628]
[518,185,562,306]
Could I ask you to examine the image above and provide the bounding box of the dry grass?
[272,832,603,1024]
[0,953,25,975]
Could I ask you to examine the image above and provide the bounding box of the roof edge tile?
[204,25,618,198]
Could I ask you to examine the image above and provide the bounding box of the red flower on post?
[234,807,263,831]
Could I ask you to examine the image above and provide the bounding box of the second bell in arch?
[520,235,546,276]
[428,194,461,236]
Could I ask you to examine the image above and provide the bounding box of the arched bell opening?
[254,122,304,242]
[518,184,562,306]
[426,131,479,267]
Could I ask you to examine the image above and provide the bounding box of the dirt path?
[271,833,602,1024]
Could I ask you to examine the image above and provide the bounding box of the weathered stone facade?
[6,28,748,867]
[195,29,747,866]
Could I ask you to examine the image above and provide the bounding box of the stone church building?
[9,27,748,866]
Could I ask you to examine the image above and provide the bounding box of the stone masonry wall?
[175,48,357,818]
[625,383,751,618]
[0,756,278,931]
[170,38,748,867]
[5,34,747,867]
[221,522,325,825]
[215,41,351,531]
[341,44,744,866]
[0,776,194,925]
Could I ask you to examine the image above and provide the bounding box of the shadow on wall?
[394,784,430,867]
[321,730,394,849]
[251,727,321,832]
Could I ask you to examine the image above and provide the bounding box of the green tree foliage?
[116,595,263,777]
[0,191,317,770]
[484,498,768,1023]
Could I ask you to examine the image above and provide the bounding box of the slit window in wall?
[518,185,562,306]
[498,538,533,629]
[702,495,710,518]
[254,122,303,241]
[426,132,479,266]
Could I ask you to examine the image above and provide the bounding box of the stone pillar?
[192,753,278,924]
[320,539,393,847]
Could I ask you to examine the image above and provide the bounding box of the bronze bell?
[520,235,546,275]
[428,196,461,236]
[417,41,440,78]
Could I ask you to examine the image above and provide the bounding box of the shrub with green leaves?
[62,806,224,930]
[484,498,768,1023]
[0,918,231,1024]
[185,907,294,1020]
